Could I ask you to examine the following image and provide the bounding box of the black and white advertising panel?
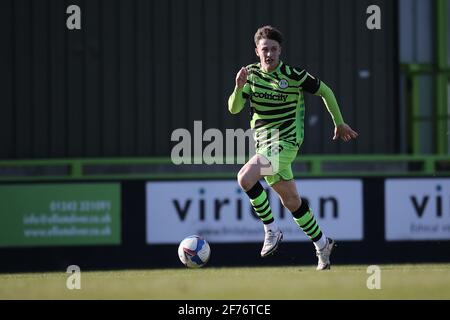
[385,179,450,241]
[146,180,363,244]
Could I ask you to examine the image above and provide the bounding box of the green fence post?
[411,75,421,154]
[310,159,321,175]
[435,0,448,154]
[71,161,83,179]
[424,157,436,175]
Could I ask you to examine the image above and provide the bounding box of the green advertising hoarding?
[0,183,121,247]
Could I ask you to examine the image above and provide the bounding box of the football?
[178,235,211,268]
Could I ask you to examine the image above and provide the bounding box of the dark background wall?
[0,0,398,159]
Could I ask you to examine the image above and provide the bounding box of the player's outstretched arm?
[314,81,358,142]
[228,67,248,114]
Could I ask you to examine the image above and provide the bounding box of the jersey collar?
[258,61,283,74]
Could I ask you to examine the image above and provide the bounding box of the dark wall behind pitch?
[0,0,398,159]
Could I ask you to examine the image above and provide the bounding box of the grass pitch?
[1,264,449,299]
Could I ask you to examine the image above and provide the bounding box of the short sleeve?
[299,72,321,94]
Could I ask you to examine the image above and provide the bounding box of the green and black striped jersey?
[240,61,321,149]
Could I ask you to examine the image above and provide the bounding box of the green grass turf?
[1,264,449,299]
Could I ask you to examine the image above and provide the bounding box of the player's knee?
[237,169,252,191]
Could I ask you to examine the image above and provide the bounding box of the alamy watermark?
[66,4,379,31]
[66,5,81,30]
[366,5,381,30]
[171,121,281,175]
[171,121,255,165]
[66,265,81,290]
[366,265,381,290]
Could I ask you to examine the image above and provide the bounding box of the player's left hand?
[333,123,359,142]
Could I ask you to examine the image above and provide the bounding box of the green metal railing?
[402,0,449,155]
[0,155,449,181]
[402,63,450,154]
[436,0,449,154]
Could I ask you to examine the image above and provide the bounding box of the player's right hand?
[235,67,248,89]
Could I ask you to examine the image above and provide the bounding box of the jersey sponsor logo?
[253,91,288,102]
[278,79,289,89]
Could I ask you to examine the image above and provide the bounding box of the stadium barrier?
[1,155,450,181]
[0,156,449,272]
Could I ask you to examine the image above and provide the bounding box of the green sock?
[292,200,323,242]
[245,182,274,225]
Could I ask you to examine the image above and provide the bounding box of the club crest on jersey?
[278,79,289,89]
[268,145,284,157]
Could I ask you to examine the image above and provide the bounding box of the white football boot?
[260,229,283,257]
[316,238,337,270]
